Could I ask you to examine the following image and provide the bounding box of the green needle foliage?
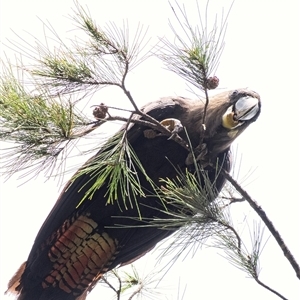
[0,68,89,176]
[150,167,239,254]
[215,221,265,279]
[72,131,153,216]
[156,169,222,227]
[159,1,231,90]
[0,1,151,176]
[27,1,150,96]
[101,265,166,300]
[33,55,93,83]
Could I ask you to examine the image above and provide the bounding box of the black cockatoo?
[6,89,261,300]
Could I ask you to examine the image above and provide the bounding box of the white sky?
[0,0,299,299]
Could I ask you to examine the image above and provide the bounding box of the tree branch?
[127,283,143,300]
[254,277,288,300]
[221,169,300,280]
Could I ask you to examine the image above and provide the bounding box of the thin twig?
[127,283,143,300]
[101,273,122,300]
[116,272,122,300]
[254,277,288,300]
[101,277,119,295]
[216,219,242,251]
[221,196,245,208]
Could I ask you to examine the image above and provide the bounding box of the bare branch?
[254,277,288,300]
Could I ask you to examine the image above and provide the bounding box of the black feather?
[7,91,261,300]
